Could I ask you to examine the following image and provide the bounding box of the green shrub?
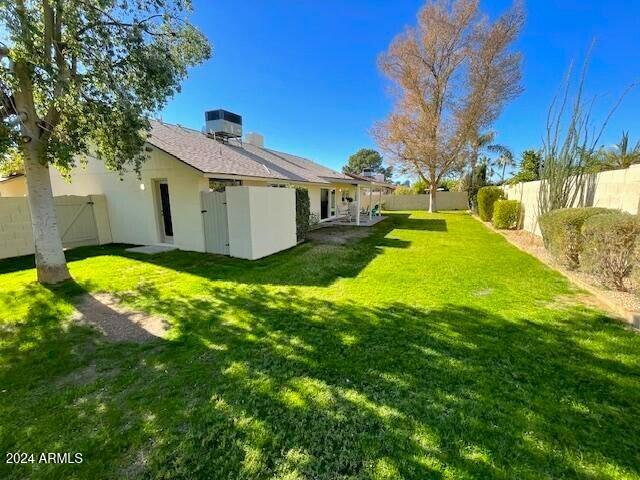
[492,200,522,229]
[412,179,429,194]
[581,212,640,291]
[295,187,310,241]
[394,186,413,195]
[538,207,613,269]
[477,186,504,221]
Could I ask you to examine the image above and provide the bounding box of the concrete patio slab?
[319,215,387,227]
[125,245,177,255]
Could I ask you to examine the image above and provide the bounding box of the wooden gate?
[201,191,230,255]
[55,196,100,249]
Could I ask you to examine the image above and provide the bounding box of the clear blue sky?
[160,0,640,179]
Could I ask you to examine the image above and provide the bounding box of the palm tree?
[604,132,640,169]
[488,144,515,182]
[467,131,497,210]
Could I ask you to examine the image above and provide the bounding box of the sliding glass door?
[320,188,336,220]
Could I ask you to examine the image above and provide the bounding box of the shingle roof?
[345,173,396,189]
[148,120,356,185]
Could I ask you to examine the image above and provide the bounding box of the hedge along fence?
[295,187,310,242]
[538,207,613,269]
[492,200,522,230]
[477,187,504,221]
[581,212,640,291]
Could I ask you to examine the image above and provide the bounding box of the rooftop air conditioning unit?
[204,109,242,140]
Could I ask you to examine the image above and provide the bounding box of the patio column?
[369,183,373,222]
[378,186,383,216]
[356,184,361,226]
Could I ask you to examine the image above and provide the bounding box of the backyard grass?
[1,211,639,479]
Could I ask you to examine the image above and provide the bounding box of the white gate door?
[201,191,230,255]
[55,196,99,249]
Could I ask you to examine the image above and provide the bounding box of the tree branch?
[42,0,54,66]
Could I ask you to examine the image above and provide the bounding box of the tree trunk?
[23,148,70,284]
[429,183,437,213]
[469,150,478,211]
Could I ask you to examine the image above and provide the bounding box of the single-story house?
[0,119,392,258]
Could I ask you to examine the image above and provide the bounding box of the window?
[268,183,289,188]
[209,178,242,192]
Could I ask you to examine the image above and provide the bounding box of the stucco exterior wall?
[224,179,357,223]
[50,150,207,251]
[503,164,640,236]
[226,186,296,260]
[0,177,27,197]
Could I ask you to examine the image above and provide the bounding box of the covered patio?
[327,174,393,227]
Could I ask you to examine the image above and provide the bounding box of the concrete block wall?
[367,192,469,211]
[0,198,35,258]
[503,164,640,236]
[0,195,110,260]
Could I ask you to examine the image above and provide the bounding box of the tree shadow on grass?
[0,213,428,287]
[2,281,639,479]
[391,217,448,231]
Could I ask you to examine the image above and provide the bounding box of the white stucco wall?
[226,180,356,223]
[49,150,208,252]
[226,186,296,260]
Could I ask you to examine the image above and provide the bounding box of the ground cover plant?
[1,212,639,479]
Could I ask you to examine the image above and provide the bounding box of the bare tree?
[374,0,524,212]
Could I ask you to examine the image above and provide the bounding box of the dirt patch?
[56,363,98,387]
[307,226,372,245]
[72,293,170,342]
[472,288,494,297]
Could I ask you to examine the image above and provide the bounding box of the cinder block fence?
[0,195,112,260]
[503,164,640,236]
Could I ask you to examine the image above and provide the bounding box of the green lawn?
[1,211,639,479]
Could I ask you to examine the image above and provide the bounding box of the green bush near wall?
[492,200,522,229]
[538,207,613,269]
[581,211,640,291]
[477,186,504,221]
[295,187,310,242]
